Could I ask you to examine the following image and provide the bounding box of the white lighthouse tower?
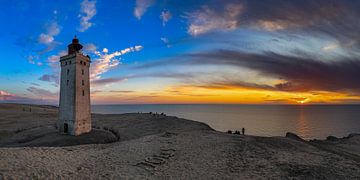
[58,36,91,136]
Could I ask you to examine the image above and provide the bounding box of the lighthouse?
[58,36,91,136]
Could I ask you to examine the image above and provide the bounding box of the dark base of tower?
[0,126,118,147]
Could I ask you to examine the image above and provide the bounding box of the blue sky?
[1,0,360,104]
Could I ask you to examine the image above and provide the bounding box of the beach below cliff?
[0,103,359,179]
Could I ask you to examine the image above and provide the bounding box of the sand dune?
[0,103,359,179]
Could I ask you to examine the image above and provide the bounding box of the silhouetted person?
[234,130,240,135]
[242,128,245,135]
[227,130,232,134]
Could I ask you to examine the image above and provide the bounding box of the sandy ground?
[0,103,360,179]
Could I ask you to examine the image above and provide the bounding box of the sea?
[92,104,360,140]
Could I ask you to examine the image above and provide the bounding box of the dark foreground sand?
[0,103,359,179]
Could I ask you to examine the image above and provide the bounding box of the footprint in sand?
[135,148,176,173]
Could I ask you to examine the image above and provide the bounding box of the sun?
[297,97,310,104]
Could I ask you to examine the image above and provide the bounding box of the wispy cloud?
[109,90,135,93]
[38,50,67,86]
[27,55,43,66]
[78,0,97,32]
[0,90,14,101]
[46,50,67,69]
[36,21,61,54]
[38,22,61,45]
[160,37,171,48]
[185,3,243,36]
[91,77,128,86]
[181,0,360,50]
[27,86,58,99]
[0,90,37,103]
[91,45,143,80]
[39,74,59,85]
[160,10,172,26]
[30,83,40,86]
[134,0,155,20]
[83,43,97,53]
[322,42,339,52]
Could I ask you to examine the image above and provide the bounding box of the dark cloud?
[39,74,59,84]
[109,90,135,93]
[91,77,127,86]
[30,83,40,86]
[190,50,360,92]
[134,72,195,79]
[124,95,160,101]
[129,0,360,94]
[194,81,275,91]
[170,0,360,48]
[134,49,360,93]
[241,0,360,46]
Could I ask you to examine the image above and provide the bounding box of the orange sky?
[91,84,360,104]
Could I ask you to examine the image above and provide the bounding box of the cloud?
[256,20,287,31]
[0,90,13,99]
[322,43,339,52]
[30,83,40,86]
[109,90,135,93]
[27,86,58,99]
[78,0,97,32]
[91,45,143,80]
[134,48,360,93]
[194,81,275,91]
[91,77,127,86]
[188,50,360,93]
[160,10,172,26]
[34,21,62,54]
[38,22,61,45]
[46,50,67,69]
[160,37,171,48]
[83,43,97,53]
[134,0,155,20]
[0,90,37,103]
[177,0,360,51]
[27,55,42,66]
[185,3,243,36]
[0,90,57,104]
[39,74,59,84]
[38,34,54,44]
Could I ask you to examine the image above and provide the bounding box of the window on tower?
[82,80,84,86]
[82,69,84,75]
[67,80,69,86]
[84,62,87,66]
[82,90,85,96]
[67,69,69,75]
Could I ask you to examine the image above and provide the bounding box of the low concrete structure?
[58,37,91,136]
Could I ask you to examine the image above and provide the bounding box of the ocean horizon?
[92,104,360,140]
